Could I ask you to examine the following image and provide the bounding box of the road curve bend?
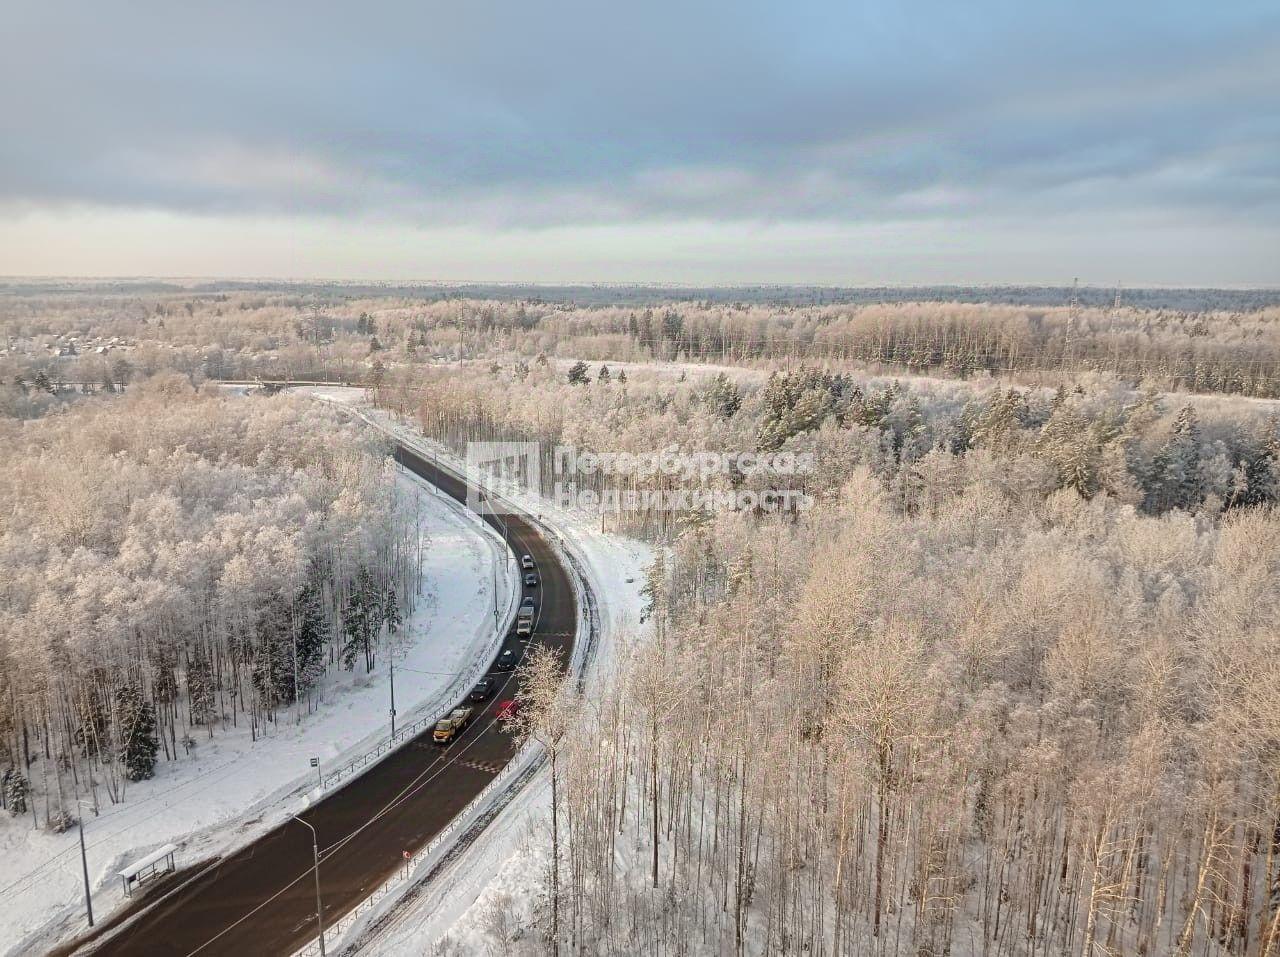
[64,440,577,957]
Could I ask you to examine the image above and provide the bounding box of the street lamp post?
[481,488,502,623]
[389,652,397,741]
[76,802,95,927]
[292,816,326,956]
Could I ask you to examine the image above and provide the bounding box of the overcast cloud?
[1,0,1277,283]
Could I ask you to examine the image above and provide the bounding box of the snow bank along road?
[63,443,578,957]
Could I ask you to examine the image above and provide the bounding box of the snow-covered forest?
[384,361,1280,539]
[4,285,1280,954]
[377,364,1280,955]
[0,377,416,828]
[7,283,1280,403]
[479,479,1280,956]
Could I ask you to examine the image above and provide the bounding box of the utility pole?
[292,816,326,956]
[77,807,94,927]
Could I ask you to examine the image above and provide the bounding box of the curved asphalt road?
[66,443,576,957]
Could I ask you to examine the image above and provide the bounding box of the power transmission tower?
[1065,277,1080,366]
[1108,282,1123,375]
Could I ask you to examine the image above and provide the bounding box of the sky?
[1,1,1278,285]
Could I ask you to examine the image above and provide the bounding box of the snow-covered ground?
[293,388,655,955]
[2,457,517,956]
[549,354,1280,414]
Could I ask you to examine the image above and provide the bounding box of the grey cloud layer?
[3,0,1277,228]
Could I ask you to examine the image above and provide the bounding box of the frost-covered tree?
[512,644,578,956]
[0,383,411,821]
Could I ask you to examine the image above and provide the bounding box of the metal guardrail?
[319,488,517,794]
[288,437,602,957]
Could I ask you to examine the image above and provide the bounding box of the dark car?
[521,595,535,609]
[469,677,496,702]
[524,572,539,587]
[495,648,518,671]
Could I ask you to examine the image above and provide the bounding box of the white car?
[521,554,535,570]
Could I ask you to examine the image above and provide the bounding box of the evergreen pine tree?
[383,584,402,640]
[1148,405,1203,511]
[294,577,328,696]
[971,389,1028,453]
[342,568,379,672]
[1168,404,1203,508]
[640,553,668,634]
[4,770,29,815]
[186,648,216,726]
[705,372,741,419]
[1038,404,1100,497]
[567,361,589,385]
[252,593,294,708]
[116,684,159,782]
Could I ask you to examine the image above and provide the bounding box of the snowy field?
[296,388,654,955]
[549,354,1280,414]
[2,457,517,956]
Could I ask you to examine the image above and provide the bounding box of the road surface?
[65,443,576,957]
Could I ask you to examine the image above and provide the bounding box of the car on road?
[521,555,535,570]
[524,572,538,587]
[469,677,496,702]
[521,595,535,609]
[495,699,520,721]
[495,648,518,671]
[432,706,474,744]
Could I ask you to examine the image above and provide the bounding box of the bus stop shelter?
[117,843,178,897]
